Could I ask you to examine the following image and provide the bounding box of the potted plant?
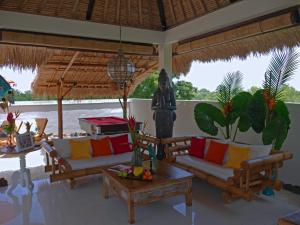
[248,48,299,150]
[194,71,252,141]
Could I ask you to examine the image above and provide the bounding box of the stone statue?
[151,69,176,159]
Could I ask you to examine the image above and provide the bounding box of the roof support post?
[158,43,172,77]
[57,85,63,139]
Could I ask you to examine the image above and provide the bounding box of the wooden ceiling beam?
[86,0,95,20]
[60,51,79,80]
[189,0,197,18]
[157,0,167,31]
[0,30,157,55]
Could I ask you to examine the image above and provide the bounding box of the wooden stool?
[278,209,300,225]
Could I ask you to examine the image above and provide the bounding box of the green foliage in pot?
[194,71,252,140]
[248,48,299,150]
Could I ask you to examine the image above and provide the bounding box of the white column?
[158,43,172,77]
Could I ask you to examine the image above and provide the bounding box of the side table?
[0,146,40,193]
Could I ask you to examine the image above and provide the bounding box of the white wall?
[130,99,300,186]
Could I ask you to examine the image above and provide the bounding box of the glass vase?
[131,149,142,167]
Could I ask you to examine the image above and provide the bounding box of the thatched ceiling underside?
[173,9,300,75]
[0,0,234,31]
[31,50,158,98]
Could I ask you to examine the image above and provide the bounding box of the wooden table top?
[102,161,193,193]
[0,145,41,158]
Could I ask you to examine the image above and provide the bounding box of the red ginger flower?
[7,112,14,123]
[128,116,136,131]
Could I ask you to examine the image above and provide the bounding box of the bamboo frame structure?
[42,135,160,188]
[161,136,293,202]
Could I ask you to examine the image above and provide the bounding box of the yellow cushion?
[225,144,250,169]
[69,139,91,160]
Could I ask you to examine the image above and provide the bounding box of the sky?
[1,48,300,92]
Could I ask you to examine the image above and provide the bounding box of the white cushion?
[230,142,272,159]
[53,137,91,158]
[66,152,132,170]
[176,155,234,180]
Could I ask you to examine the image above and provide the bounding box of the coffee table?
[102,162,193,224]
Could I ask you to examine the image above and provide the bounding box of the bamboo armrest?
[41,141,58,158]
[240,151,293,170]
[161,136,192,145]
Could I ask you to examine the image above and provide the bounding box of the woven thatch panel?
[0,45,58,71]
[173,12,300,75]
[32,50,158,98]
[0,0,233,30]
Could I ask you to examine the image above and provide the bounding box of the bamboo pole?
[57,96,63,139]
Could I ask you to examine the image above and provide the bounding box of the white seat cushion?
[230,142,272,159]
[176,155,234,180]
[66,152,132,170]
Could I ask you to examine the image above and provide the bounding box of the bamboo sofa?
[42,134,159,188]
[162,136,293,202]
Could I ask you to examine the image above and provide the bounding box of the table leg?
[102,176,109,199]
[128,198,135,224]
[185,179,192,206]
[19,155,34,191]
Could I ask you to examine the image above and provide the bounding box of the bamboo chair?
[34,118,52,142]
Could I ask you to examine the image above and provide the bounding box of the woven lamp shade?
[107,50,135,88]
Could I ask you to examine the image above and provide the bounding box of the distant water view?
[0,100,123,172]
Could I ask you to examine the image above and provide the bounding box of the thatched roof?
[173,9,300,75]
[0,0,234,31]
[31,50,158,98]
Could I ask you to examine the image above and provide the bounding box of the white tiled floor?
[0,176,299,225]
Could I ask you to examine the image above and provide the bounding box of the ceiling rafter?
[167,0,177,25]
[157,0,167,31]
[178,0,187,20]
[72,0,80,18]
[138,0,142,25]
[127,0,131,25]
[188,0,197,18]
[116,0,120,23]
[199,0,208,13]
[103,0,109,21]
[86,0,95,20]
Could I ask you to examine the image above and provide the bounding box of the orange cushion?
[91,138,112,157]
[204,140,229,165]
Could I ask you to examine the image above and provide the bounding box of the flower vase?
[7,133,15,148]
[131,149,142,167]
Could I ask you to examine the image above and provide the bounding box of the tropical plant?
[194,71,252,140]
[249,48,299,150]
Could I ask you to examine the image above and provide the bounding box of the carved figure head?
[158,69,170,91]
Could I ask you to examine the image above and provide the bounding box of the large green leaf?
[248,90,267,133]
[262,101,290,150]
[230,92,253,131]
[194,103,226,136]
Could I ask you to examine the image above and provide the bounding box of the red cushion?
[204,140,229,165]
[189,137,206,158]
[109,134,132,154]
